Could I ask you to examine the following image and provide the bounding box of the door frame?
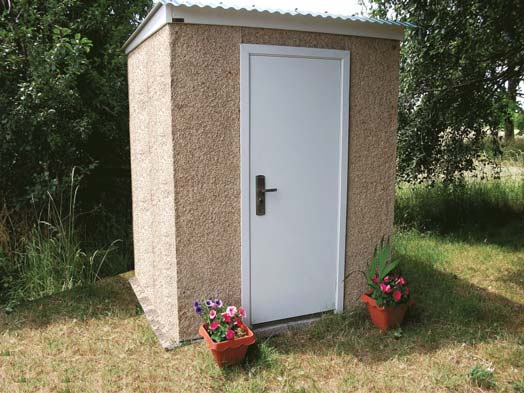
[240,44,350,326]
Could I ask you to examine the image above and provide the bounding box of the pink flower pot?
[199,324,256,367]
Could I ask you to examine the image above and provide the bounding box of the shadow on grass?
[205,181,524,374]
[0,274,140,333]
[260,253,524,364]
[395,180,524,250]
[500,266,524,288]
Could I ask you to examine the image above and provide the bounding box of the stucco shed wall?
[128,23,399,345]
[169,24,399,341]
[128,26,180,344]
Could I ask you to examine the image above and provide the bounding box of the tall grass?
[503,138,524,166]
[395,178,524,234]
[0,169,118,306]
[483,136,524,167]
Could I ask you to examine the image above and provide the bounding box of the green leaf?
[379,259,399,281]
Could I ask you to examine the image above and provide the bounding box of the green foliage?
[0,0,151,205]
[515,111,524,135]
[367,0,524,183]
[366,239,399,285]
[467,364,497,389]
[503,92,523,132]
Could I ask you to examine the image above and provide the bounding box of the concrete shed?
[124,0,409,348]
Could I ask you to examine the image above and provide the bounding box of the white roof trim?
[123,2,406,54]
[124,2,171,54]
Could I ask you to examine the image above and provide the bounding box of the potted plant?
[360,239,413,330]
[194,299,256,367]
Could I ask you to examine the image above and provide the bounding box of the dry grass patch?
[1,217,524,392]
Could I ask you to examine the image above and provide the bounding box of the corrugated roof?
[162,0,415,27]
[123,0,413,53]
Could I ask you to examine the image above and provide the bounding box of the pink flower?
[404,287,410,295]
[226,306,237,317]
[209,321,219,331]
[393,290,402,302]
[238,307,247,318]
[398,277,406,285]
[372,275,379,283]
[384,276,390,283]
[209,310,216,319]
[226,329,235,340]
[380,283,392,293]
[222,312,231,323]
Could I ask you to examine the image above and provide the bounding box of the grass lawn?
[1,182,523,392]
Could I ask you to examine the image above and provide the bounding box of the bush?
[0,0,151,208]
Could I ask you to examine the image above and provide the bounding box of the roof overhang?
[123,1,410,54]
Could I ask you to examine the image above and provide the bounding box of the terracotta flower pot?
[199,323,256,367]
[361,293,413,331]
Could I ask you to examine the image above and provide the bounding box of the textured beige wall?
[128,25,180,344]
[128,23,399,344]
[170,25,242,339]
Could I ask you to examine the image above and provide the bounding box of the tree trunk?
[504,78,518,141]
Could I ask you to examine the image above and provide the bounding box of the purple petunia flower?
[205,299,215,307]
[215,299,223,307]
[193,301,202,314]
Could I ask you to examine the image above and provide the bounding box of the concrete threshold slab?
[253,316,321,338]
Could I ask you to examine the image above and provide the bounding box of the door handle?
[256,175,277,216]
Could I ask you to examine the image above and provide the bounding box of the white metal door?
[240,44,350,325]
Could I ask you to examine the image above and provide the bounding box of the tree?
[366,0,524,183]
[0,0,151,208]
[515,105,524,136]
[504,78,518,141]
